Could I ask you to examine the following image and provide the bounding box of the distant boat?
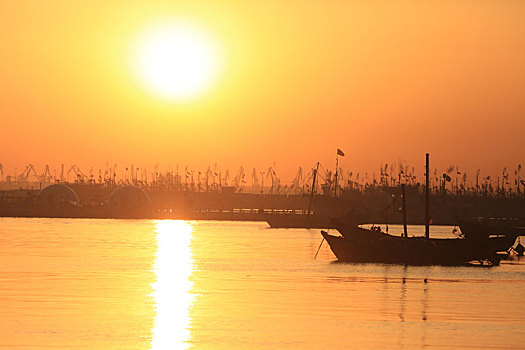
[265,159,362,229]
[322,222,516,265]
[265,213,336,229]
[456,216,525,239]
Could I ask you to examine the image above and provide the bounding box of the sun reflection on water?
[151,220,194,349]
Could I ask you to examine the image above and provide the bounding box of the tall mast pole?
[402,183,408,238]
[307,162,319,220]
[333,156,339,197]
[425,153,430,239]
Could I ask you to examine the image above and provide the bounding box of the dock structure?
[1,181,525,224]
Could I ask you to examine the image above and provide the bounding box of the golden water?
[0,218,524,349]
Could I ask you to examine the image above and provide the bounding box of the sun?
[132,21,221,101]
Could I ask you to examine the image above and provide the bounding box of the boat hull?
[321,229,515,265]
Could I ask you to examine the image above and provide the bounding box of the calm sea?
[0,218,524,349]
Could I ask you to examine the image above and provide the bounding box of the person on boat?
[370,225,382,233]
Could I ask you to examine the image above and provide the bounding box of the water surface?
[0,218,524,349]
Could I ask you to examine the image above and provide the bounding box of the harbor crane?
[266,167,280,194]
[40,164,53,183]
[233,166,246,191]
[67,165,86,183]
[17,164,39,183]
[252,168,259,191]
[205,166,213,190]
[223,170,230,187]
[289,167,303,194]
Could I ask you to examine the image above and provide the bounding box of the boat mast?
[425,153,430,239]
[402,183,408,238]
[333,149,345,197]
[307,162,319,219]
[333,157,339,197]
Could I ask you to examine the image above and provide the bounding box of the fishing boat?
[320,154,515,266]
[322,223,516,265]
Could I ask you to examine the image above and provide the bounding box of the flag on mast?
[337,149,345,157]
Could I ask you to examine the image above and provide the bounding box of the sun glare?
[151,220,194,349]
[133,21,221,101]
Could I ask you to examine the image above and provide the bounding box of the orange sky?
[1,1,524,182]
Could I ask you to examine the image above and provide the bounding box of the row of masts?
[0,161,524,198]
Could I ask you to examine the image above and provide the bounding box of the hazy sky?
[1,1,524,181]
